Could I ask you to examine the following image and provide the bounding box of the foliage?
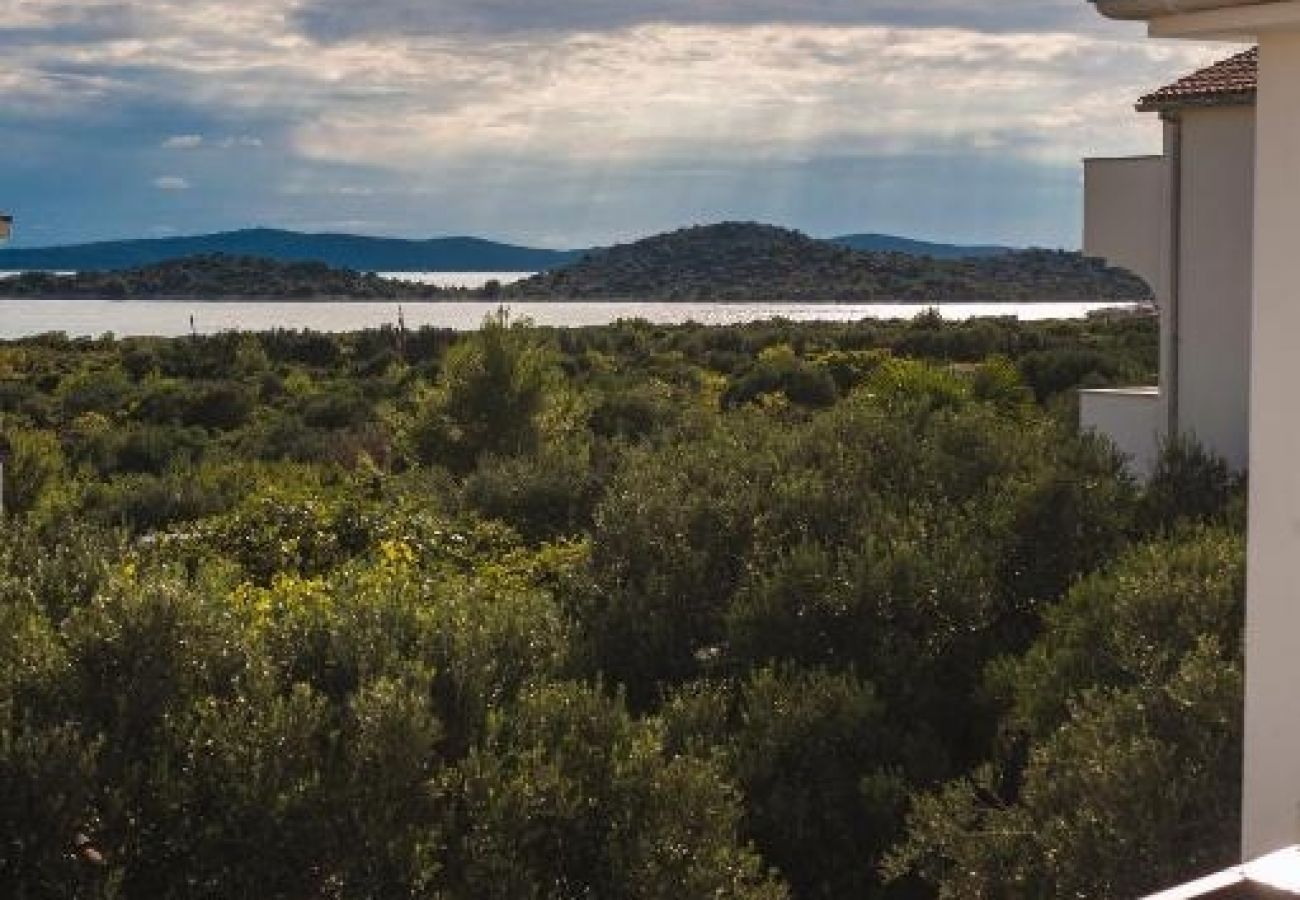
[888,529,1245,898]
[439,681,788,899]
[1,428,66,515]
[1138,434,1243,533]
[410,310,579,474]
[0,312,1247,899]
[661,667,911,899]
[0,254,453,301]
[2,223,1151,307]
[510,222,1152,304]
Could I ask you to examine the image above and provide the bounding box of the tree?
[411,310,559,472]
[438,681,788,900]
[889,529,1245,898]
[668,667,911,900]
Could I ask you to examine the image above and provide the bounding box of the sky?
[0,0,1237,249]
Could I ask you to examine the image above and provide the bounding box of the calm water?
[0,298,1144,339]
[0,270,1146,337]
[0,271,532,289]
[374,272,534,288]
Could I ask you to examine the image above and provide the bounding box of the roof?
[1146,847,1300,899]
[1138,47,1258,112]
[1094,0,1286,20]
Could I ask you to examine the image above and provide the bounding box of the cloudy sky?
[0,0,1235,249]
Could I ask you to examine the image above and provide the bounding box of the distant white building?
[1081,47,1256,477]
[1082,0,1300,881]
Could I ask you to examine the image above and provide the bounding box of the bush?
[1138,435,1242,534]
[462,447,602,542]
[1,429,65,517]
[438,682,788,899]
[891,529,1245,898]
[412,311,556,472]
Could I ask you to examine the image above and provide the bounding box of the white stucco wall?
[1080,115,1254,478]
[1176,105,1255,473]
[1079,387,1166,478]
[1244,29,1300,860]
[1084,155,1169,296]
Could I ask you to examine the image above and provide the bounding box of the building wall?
[1244,29,1300,860]
[1083,155,1170,296]
[1078,387,1165,478]
[1176,104,1255,472]
[1080,112,1254,476]
[1080,155,1170,468]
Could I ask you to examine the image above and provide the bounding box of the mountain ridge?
[0,223,1148,305]
[0,226,1016,273]
[0,228,584,273]
[832,233,1010,260]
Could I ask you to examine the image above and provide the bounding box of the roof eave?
[1093,0,1280,20]
[1136,90,1258,112]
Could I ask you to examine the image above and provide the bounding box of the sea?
[0,272,1146,340]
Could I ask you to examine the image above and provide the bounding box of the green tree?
[889,529,1245,899]
[412,310,559,472]
[1137,435,1242,535]
[664,668,911,900]
[438,681,788,900]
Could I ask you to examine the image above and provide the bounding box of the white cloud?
[4,1,1230,176]
[295,0,1100,38]
[218,135,264,148]
[163,134,203,149]
[288,25,1226,172]
[0,0,1240,245]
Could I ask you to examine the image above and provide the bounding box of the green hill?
[831,233,1011,259]
[0,228,580,273]
[0,254,451,300]
[509,223,1150,304]
[0,226,1003,273]
[0,224,1152,305]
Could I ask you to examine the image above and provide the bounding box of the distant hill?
[0,255,448,300]
[509,223,1150,305]
[0,223,1150,305]
[0,227,1014,275]
[0,228,583,273]
[830,233,1012,259]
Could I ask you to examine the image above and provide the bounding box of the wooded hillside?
[509,222,1152,304]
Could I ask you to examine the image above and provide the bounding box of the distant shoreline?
[0,227,1151,308]
[0,297,1153,341]
[0,293,1156,307]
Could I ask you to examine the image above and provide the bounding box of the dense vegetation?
[2,223,1151,305]
[0,255,456,301]
[0,310,1244,898]
[0,227,1004,274]
[0,228,583,274]
[509,223,1152,304]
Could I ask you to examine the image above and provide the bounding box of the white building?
[1081,47,1256,477]
[1082,0,1300,883]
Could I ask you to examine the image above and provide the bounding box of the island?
[0,222,1152,305]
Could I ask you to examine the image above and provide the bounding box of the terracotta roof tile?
[1138,47,1258,112]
